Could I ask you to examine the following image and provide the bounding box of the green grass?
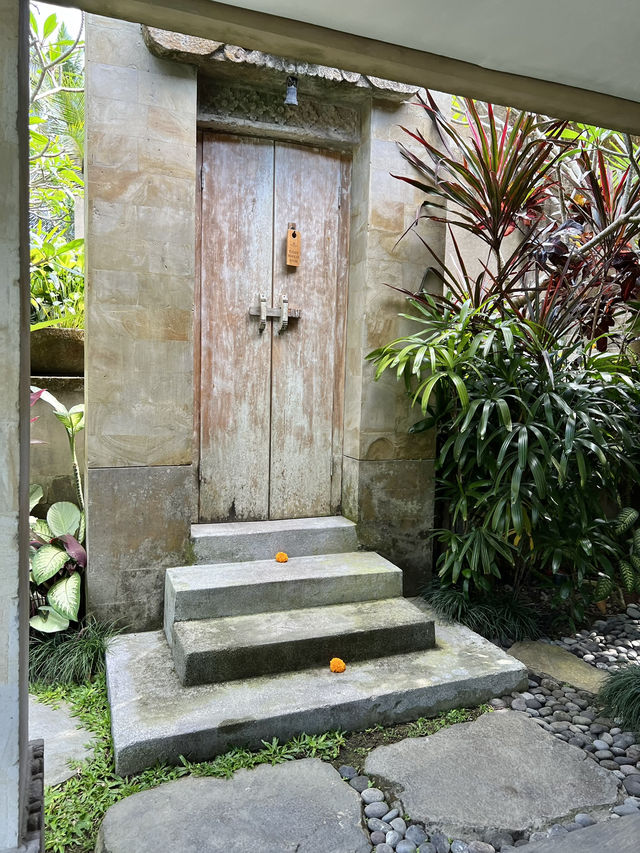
[597,665,640,734]
[32,677,489,853]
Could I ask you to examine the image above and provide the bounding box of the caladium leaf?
[47,501,81,538]
[29,606,70,633]
[47,573,81,621]
[31,544,69,584]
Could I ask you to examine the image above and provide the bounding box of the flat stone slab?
[95,759,370,853]
[29,695,93,785]
[524,813,640,852]
[106,616,527,774]
[507,641,607,693]
[365,711,618,839]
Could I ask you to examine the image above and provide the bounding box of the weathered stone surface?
[86,465,194,631]
[143,25,417,102]
[95,759,370,852]
[165,550,402,632]
[28,696,93,785]
[107,618,526,774]
[191,515,358,564]
[523,814,640,852]
[172,597,435,686]
[30,328,84,377]
[507,641,607,693]
[365,712,618,839]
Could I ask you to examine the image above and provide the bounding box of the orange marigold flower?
[275,552,288,563]
[330,657,346,673]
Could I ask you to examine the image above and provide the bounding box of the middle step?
[171,598,436,686]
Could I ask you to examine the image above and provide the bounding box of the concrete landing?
[106,618,527,775]
[28,695,94,785]
[96,759,370,853]
[365,711,619,839]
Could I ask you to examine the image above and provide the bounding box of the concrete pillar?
[85,16,198,630]
[0,0,30,849]
[342,95,448,594]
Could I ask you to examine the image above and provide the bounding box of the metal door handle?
[278,294,289,334]
[258,293,267,333]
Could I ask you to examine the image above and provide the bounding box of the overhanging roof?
[64,0,640,131]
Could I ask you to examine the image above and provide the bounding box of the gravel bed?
[541,603,640,673]
[344,604,640,852]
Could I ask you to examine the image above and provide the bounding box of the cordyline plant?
[369,93,640,622]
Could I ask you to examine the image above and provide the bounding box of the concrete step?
[171,598,435,686]
[105,612,528,775]
[191,516,358,564]
[164,551,403,635]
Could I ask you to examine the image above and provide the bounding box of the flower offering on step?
[330,657,346,673]
[275,552,288,562]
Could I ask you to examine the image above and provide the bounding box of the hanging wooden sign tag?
[286,222,300,267]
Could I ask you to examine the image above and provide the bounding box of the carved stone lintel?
[143,26,418,103]
[198,83,360,149]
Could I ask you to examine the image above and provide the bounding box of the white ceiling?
[223,0,640,104]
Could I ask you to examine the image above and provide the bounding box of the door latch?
[249,294,301,333]
[278,294,289,334]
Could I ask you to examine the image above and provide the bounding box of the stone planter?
[31,327,84,377]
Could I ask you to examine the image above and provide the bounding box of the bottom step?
[106,610,527,775]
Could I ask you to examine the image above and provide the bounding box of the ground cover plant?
[33,675,486,853]
[369,94,640,629]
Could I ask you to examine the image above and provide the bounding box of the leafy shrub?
[597,666,640,734]
[369,94,640,620]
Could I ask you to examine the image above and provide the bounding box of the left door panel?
[199,134,274,521]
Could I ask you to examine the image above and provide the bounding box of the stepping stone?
[523,813,640,852]
[95,759,370,853]
[507,641,607,693]
[28,695,93,785]
[365,712,618,839]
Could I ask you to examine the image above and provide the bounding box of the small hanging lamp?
[284,75,298,106]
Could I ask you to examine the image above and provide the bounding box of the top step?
[191,516,358,564]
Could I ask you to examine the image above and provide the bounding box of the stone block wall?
[85,16,197,629]
[342,96,447,593]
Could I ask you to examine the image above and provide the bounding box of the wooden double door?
[197,132,350,521]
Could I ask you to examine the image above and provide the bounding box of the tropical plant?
[29,387,86,632]
[597,666,640,734]
[369,93,640,620]
[29,4,85,328]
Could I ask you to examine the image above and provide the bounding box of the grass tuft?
[597,665,640,735]
[29,617,118,685]
[425,583,541,646]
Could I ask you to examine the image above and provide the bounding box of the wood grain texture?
[198,135,349,521]
[269,142,344,519]
[199,133,273,520]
